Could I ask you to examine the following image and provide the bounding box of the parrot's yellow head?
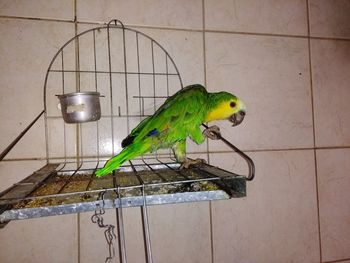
[205,91,246,126]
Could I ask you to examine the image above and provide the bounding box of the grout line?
[73,0,82,168]
[69,20,350,42]
[205,29,350,42]
[65,20,350,42]
[201,2,214,263]
[309,35,350,42]
[0,14,74,23]
[323,258,350,263]
[2,145,350,162]
[1,15,350,42]
[209,202,215,263]
[73,1,81,262]
[202,11,210,166]
[205,29,307,39]
[306,0,323,261]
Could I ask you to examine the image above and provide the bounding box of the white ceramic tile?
[205,0,308,36]
[309,0,350,39]
[80,120,103,158]
[81,204,211,263]
[210,150,320,263]
[123,207,148,263]
[311,39,350,147]
[77,0,203,29]
[0,0,74,20]
[148,202,212,263]
[0,214,78,263]
[0,19,75,159]
[46,118,77,159]
[125,28,204,89]
[206,33,313,151]
[3,117,46,159]
[317,148,350,262]
[0,160,45,192]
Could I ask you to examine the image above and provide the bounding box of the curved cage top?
[44,20,183,164]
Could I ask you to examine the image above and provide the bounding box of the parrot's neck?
[204,93,233,122]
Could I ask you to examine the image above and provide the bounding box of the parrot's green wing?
[96,84,208,177]
[122,84,208,148]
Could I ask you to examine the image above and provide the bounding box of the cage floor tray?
[0,160,246,224]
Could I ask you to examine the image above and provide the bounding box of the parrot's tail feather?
[121,134,135,148]
[95,147,139,177]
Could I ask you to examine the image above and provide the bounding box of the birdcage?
[0,19,254,262]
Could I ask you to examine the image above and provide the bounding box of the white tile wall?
[1,1,350,263]
[0,160,45,192]
[206,33,313,151]
[148,202,212,263]
[311,39,350,147]
[210,150,320,263]
[309,0,350,39]
[205,0,308,35]
[0,0,74,20]
[0,214,78,263]
[317,149,350,261]
[0,19,75,159]
[77,0,203,29]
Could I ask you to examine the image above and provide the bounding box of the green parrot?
[95,84,246,177]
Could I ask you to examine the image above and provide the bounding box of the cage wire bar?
[0,19,254,263]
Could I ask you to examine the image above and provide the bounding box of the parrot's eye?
[230,101,236,108]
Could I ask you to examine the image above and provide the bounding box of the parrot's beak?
[229,110,245,127]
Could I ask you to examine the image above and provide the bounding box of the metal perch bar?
[113,172,128,263]
[202,123,255,181]
[129,160,154,263]
[0,110,45,161]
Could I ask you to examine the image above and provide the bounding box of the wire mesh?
[44,20,183,170]
[1,162,240,200]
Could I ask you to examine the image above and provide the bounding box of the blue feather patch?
[147,128,159,137]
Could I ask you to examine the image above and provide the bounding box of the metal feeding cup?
[56,92,102,123]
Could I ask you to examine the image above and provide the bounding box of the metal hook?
[201,123,255,181]
[107,19,125,28]
[91,189,117,263]
[99,189,107,205]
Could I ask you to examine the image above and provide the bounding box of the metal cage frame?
[44,19,184,166]
[0,19,254,263]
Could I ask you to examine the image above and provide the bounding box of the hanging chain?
[91,190,117,263]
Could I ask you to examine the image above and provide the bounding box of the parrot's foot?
[203,125,221,140]
[179,158,207,169]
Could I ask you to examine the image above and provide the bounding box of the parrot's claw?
[180,158,207,169]
[203,125,221,140]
